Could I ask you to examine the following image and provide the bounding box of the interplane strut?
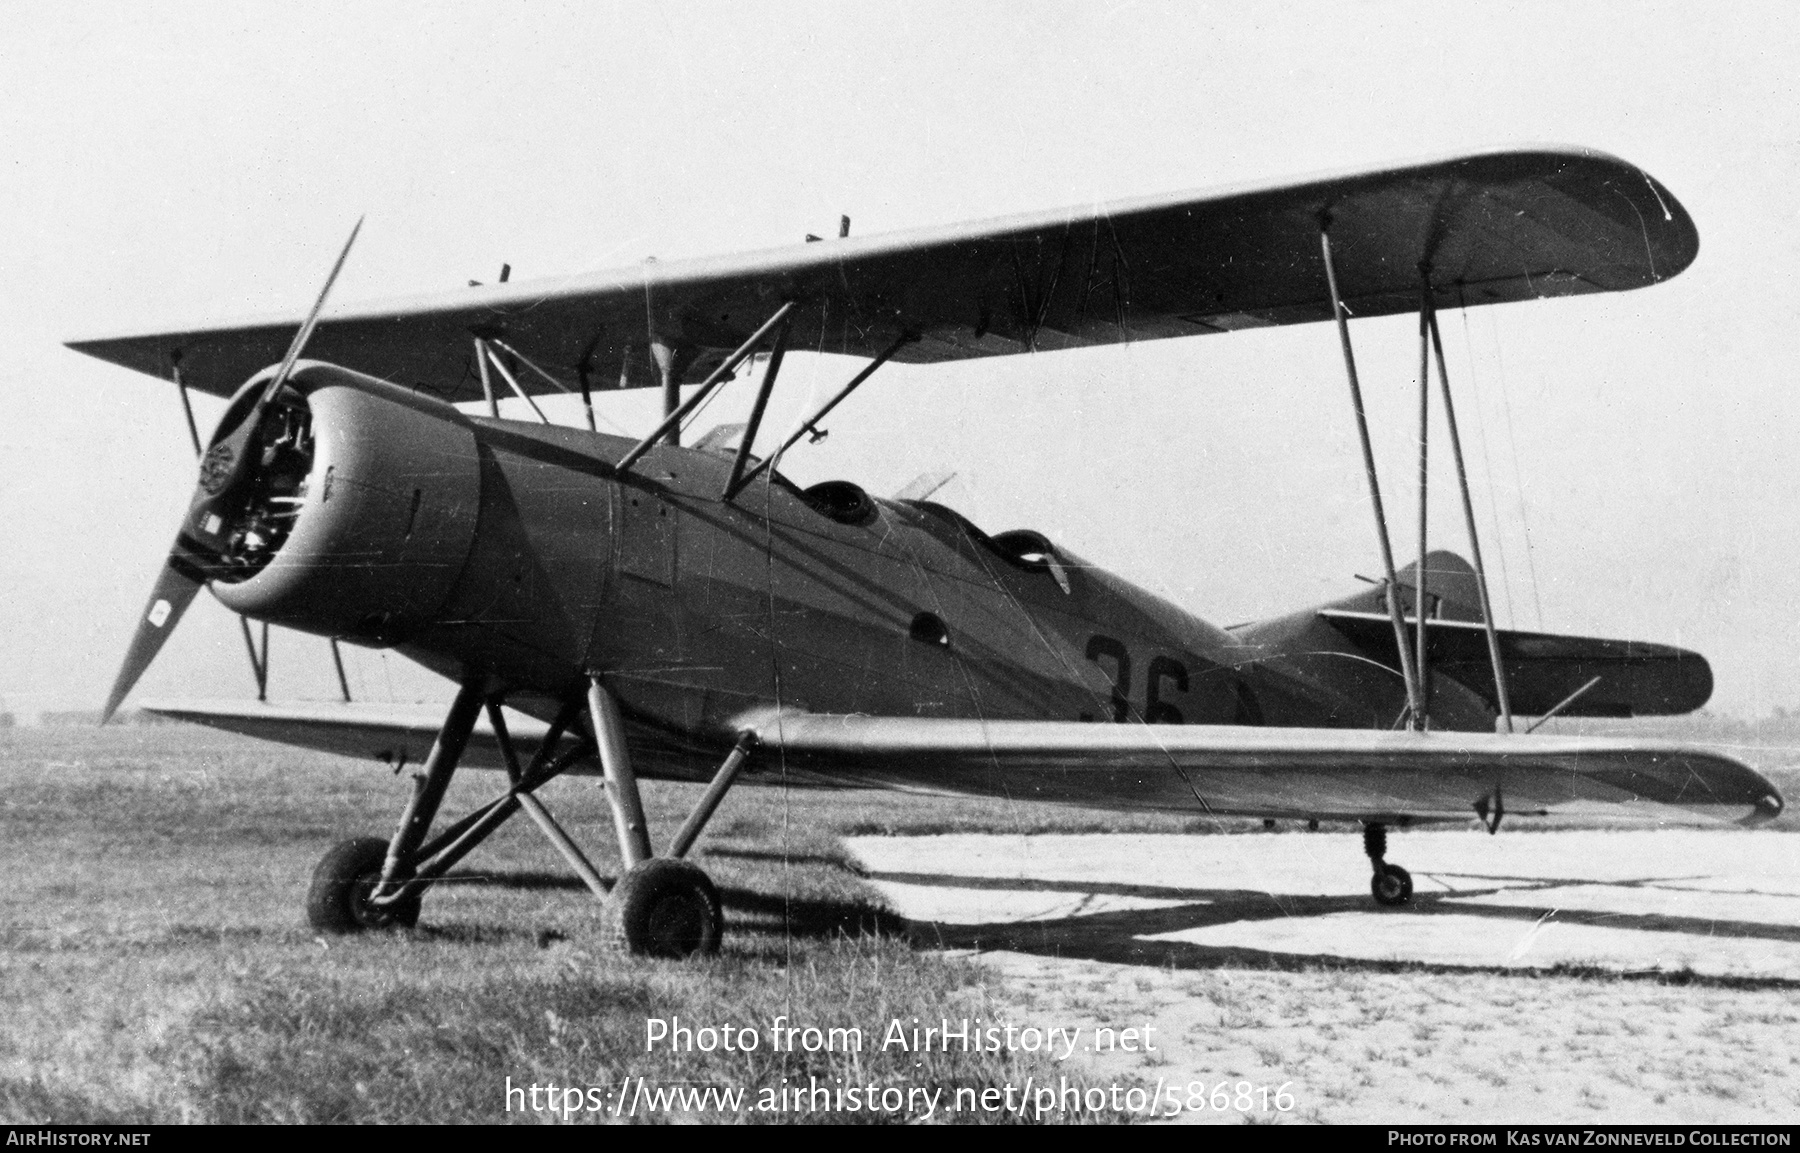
[1319,222,1424,728]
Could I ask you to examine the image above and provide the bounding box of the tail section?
[1327,550,1488,624]
[1315,550,1713,718]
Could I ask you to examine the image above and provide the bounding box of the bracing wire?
[1458,303,1518,630]
[1487,309,1546,629]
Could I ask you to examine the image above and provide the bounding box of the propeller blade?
[102,219,363,724]
[256,215,364,411]
[100,552,207,724]
[191,217,365,519]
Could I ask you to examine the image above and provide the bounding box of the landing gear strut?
[1364,822,1413,907]
[304,674,755,960]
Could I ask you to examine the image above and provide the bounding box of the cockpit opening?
[800,480,878,526]
[904,500,1070,587]
[989,529,1058,572]
[688,425,1061,559]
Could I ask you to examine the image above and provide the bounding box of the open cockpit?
[691,422,1071,583]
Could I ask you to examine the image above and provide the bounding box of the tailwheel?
[1362,821,1412,908]
[306,836,422,933]
[1370,863,1413,907]
[603,858,723,958]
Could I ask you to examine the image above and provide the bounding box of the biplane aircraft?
[70,147,1783,957]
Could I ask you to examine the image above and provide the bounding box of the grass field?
[0,724,1190,1124]
[3,721,1797,1124]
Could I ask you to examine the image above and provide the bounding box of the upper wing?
[68,146,1696,402]
[738,711,1780,827]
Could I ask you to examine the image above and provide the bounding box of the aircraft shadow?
[699,846,861,871]
[871,869,1800,987]
[427,868,908,942]
[434,869,592,892]
[717,885,909,941]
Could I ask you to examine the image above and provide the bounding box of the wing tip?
[1742,789,1786,826]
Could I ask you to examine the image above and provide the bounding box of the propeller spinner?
[101,220,363,723]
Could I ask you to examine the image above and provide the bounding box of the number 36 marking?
[1083,634,1188,724]
[1082,634,1264,725]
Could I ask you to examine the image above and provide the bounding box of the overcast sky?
[2,2,1796,720]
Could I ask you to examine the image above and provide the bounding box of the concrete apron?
[845,828,1800,979]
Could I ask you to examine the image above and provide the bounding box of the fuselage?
[206,362,1489,777]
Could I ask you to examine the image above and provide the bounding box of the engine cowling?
[208,361,482,643]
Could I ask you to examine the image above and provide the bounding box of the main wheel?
[1370,862,1414,907]
[602,859,723,958]
[306,836,422,933]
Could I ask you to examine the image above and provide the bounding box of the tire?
[602,859,723,958]
[306,836,422,933]
[1370,862,1414,907]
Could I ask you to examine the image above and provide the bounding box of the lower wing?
[736,710,1782,827]
[141,699,1782,827]
[139,699,574,775]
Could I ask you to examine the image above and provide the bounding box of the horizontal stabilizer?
[1318,610,1713,717]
